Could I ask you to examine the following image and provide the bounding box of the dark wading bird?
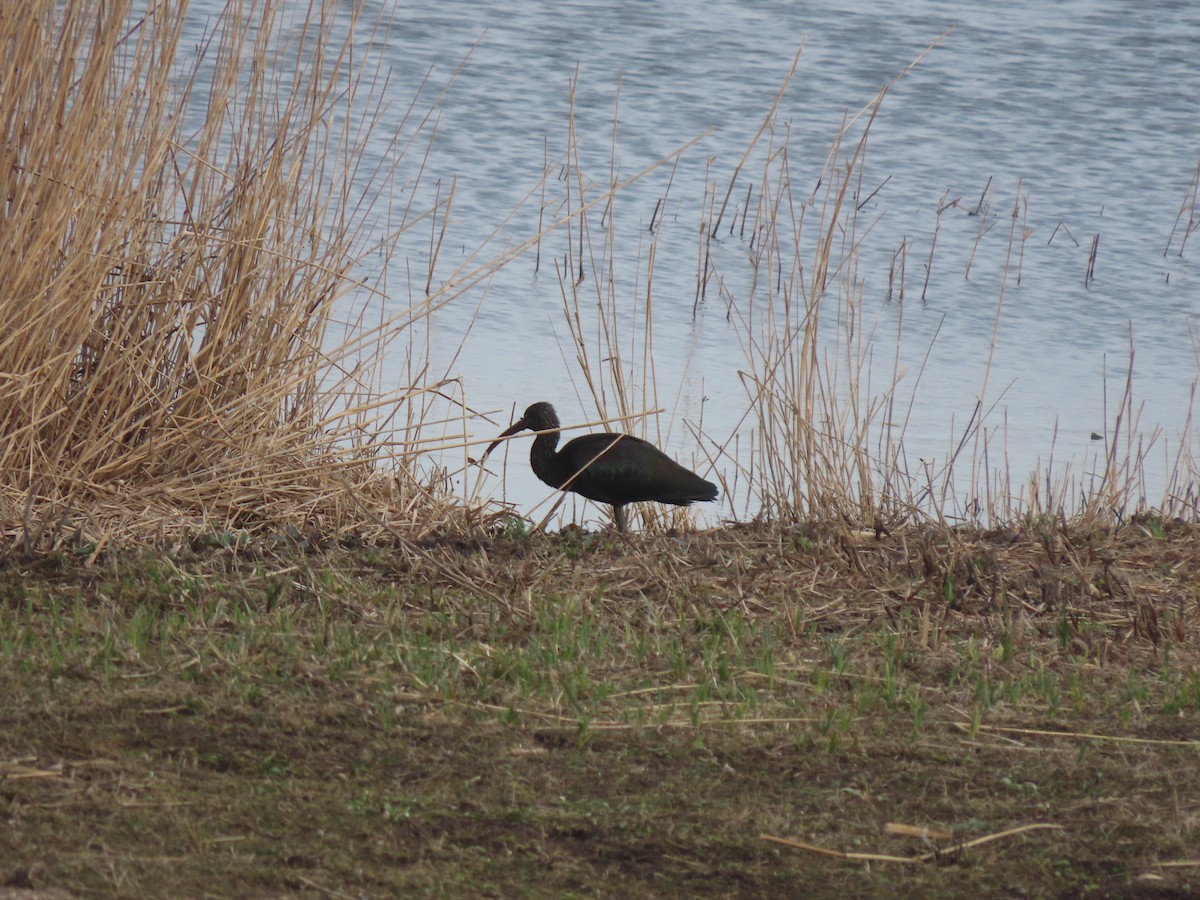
[482,401,718,532]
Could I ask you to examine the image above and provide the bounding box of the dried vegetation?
[0,0,468,554]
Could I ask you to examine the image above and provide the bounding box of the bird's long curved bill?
[481,416,530,461]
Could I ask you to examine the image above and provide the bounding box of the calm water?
[193,0,1200,525]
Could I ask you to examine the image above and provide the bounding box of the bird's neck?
[529,431,565,488]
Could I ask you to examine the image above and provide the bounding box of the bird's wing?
[559,434,714,505]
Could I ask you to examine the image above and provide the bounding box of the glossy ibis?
[483,401,718,532]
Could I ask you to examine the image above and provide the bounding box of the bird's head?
[482,401,561,460]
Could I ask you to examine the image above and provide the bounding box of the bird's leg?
[613,505,627,533]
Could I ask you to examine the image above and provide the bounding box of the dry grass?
[695,30,1200,531]
[0,0,479,553]
[678,37,952,532]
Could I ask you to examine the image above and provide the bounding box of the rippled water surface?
[192,0,1200,524]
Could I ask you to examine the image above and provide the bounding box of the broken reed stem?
[1085,232,1100,287]
[737,182,753,238]
[1015,193,1029,286]
[695,168,716,315]
[649,197,663,233]
[1163,152,1200,258]
[888,237,907,303]
[436,178,457,289]
[972,175,993,215]
[761,822,1064,864]
[963,176,992,281]
[920,192,946,302]
[856,174,891,211]
[535,138,548,273]
[1047,220,1079,247]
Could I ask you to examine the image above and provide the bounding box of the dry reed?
[0,0,472,551]
[695,29,1196,530]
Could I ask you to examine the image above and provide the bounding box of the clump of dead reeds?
[0,0,470,551]
[700,29,1195,530]
[704,50,925,531]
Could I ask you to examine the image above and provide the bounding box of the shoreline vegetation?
[2,2,1197,896]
